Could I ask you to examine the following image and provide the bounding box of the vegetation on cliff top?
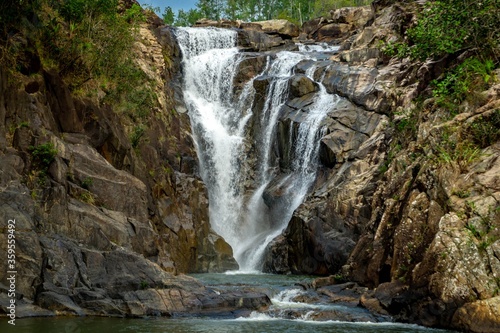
[383,0,499,171]
[162,0,371,26]
[0,0,156,119]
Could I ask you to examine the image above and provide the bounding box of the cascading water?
[176,27,340,272]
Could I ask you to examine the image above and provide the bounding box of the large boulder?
[302,6,372,42]
[252,19,300,38]
[330,6,373,28]
[452,297,500,333]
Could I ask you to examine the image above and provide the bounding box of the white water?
[297,42,340,53]
[176,27,340,271]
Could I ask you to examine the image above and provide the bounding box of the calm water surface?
[0,274,457,333]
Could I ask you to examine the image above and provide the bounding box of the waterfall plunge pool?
[2,274,457,333]
[2,316,457,333]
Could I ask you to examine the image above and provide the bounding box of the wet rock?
[36,292,85,316]
[233,54,268,94]
[288,75,319,98]
[317,282,369,305]
[263,215,356,275]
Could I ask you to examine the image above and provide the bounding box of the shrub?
[29,143,58,172]
[468,110,500,148]
[406,0,499,61]
[81,177,93,190]
[432,57,496,114]
[130,125,145,148]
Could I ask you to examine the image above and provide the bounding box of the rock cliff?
[0,2,251,318]
[257,3,500,333]
[1,0,499,331]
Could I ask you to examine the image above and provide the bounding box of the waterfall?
[176,27,339,272]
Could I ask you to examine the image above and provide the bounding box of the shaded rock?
[237,29,291,52]
[43,70,83,133]
[360,291,389,316]
[288,75,319,98]
[263,215,356,275]
[317,282,369,305]
[36,292,85,316]
[233,54,268,95]
[318,23,353,42]
[54,139,149,221]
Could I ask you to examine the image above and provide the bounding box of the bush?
[14,0,155,120]
[130,125,145,148]
[29,143,58,172]
[468,110,500,148]
[406,0,499,61]
[432,57,496,114]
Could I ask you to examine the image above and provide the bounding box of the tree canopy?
[163,0,371,26]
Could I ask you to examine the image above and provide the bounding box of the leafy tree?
[163,6,175,25]
[197,0,225,20]
[175,8,204,26]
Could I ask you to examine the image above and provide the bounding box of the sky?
[136,0,198,14]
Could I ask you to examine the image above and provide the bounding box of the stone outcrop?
[1,1,499,331]
[255,3,500,333]
[0,5,239,318]
[301,6,372,43]
[252,19,300,38]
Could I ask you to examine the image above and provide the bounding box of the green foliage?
[452,189,470,199]
[131,125,145,148]
[79,191,96,205]
[123,3,145,23]
[29,143,58,172]
[162,6,175,25]
[380,41,411,59]
[174,8,204,26]
[432,57,496,115]
[0,0,41,26]
[2,0,156,123]
[435,127,481,171]
[81,177,93,190]
[465,222,481,239]
[406,0,499,60]
[166,0,370,26]
[468,110,500,148]
[393,108,419,145]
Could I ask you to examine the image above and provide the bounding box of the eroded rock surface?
[0,7,238,318]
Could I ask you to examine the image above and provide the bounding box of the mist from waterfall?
[176,27,339,272]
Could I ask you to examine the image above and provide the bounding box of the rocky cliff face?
[255,3,500,332]
[1,1,499,331]
[0,5,247,318]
